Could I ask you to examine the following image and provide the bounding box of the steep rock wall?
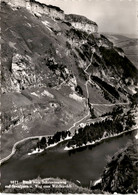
[71,22,98,33]
[3,0,65,20]
[66,14,98,33]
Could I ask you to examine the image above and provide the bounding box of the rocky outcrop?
[1,0,138,163]
[65,14,98,33]
[1,54,42,93]
[100,142,138,194]
[3,0,65,20]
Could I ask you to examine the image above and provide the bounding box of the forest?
[37,131,71,149]
[67,106,136,148]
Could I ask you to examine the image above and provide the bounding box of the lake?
[1,130,136,189]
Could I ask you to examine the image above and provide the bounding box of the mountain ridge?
[1,0,138,161]
[1,1,138,194]
[2,0,64,19]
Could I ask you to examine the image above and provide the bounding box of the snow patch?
[31,92,40,98]
[42,20,50,26]
[9,41,16,49]
[68,77,77,91]
[27,23,32,27]
[12,63,22,71]
[41,90,54,98]
[76,180,81,184]
[34,12,42,18]
[22,125,28,131]
[69,93,83,102]
[33,108,38,113]
[64,68,70,74]
[42,21,52,32]
[135,132,138,139]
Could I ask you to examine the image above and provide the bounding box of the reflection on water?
[1,131,136,188]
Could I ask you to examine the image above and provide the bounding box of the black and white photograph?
[0,0,138,194]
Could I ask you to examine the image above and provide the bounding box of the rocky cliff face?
[65,14,98,33]
[2,0,65,20]
[99,141,138,194]
[1,1,138,160]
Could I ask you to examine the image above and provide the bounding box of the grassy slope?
[1,3,137,160]
[1,3,88,159]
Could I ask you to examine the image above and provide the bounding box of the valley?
[1,0,138,194]
[104,33,138,68]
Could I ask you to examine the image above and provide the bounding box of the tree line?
[37,130,71,149]
[67,106,136,148]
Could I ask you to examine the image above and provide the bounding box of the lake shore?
[0,135,52,165]
[1,129,137,189]
[1,126,137,165]
[64,127,138,151]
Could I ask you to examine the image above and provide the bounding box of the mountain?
[103,33,138,69]
[92,140,138,194]
[65,14,98,33]
[1,0,138,162]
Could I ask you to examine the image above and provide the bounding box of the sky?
[39,0,138,37]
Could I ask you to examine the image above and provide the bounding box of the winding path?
[84,52,94,99]
[0,135,52,165]
[0,48,130,165]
